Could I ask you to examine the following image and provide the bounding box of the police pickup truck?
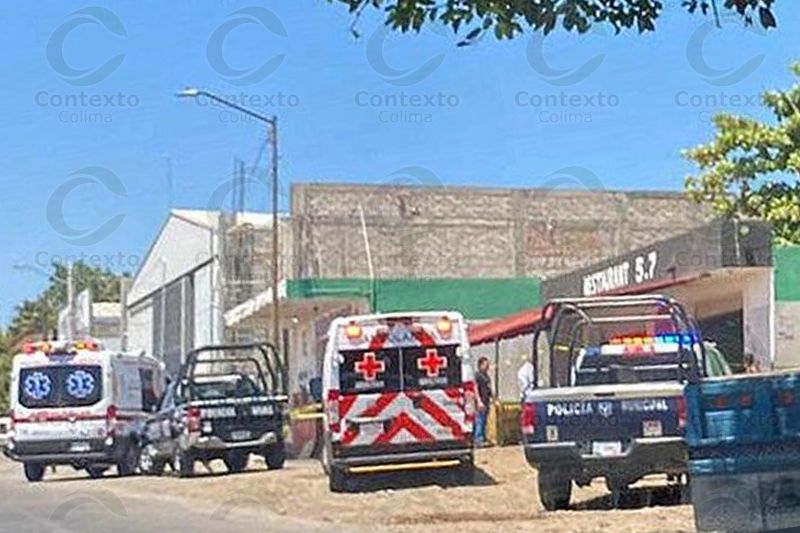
[138,343,288,477]
[521,295,709,510]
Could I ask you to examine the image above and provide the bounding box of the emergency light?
[593,334,698,357]
[436,316,453,338]
[22,339,102,355]
[608,334,696,345]
[344,322,363,341]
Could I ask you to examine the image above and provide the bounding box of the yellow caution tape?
[291,412,325,421]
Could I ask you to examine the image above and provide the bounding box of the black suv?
[138,343,288,477]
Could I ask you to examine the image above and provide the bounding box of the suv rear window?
[19,365,103,408]
[190,375,263,400]
[339,345,461,394]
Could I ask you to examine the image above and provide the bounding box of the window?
[339,345,461,394]
[158,382,176,412]
[339,348,402,394]
[19,365,103,408]
[139,368,159,412]
[401,345,461,390]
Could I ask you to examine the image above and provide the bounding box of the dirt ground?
[25,445,696,532]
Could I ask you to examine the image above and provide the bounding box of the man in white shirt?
[517,359,534,398]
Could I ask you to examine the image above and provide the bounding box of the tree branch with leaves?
[684,62,800,244]
[332,0,777,44]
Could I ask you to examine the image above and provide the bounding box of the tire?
[173,448,194,478]
[538,467,572,511]
[138,444,165,476]
[223,451,249,473]
[23,463,45,483]
[264,442,286,471]
[117,441,139,477]
[328,465,348,493]
[86,466,107,479]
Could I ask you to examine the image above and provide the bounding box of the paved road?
[0,458,342,533]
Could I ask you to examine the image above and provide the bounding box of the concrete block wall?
[291,183,713,280]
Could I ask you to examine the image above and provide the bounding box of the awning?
[224,280,288,328]
[468,273,701,346]
[468,308,543,346]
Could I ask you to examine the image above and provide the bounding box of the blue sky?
[0,1,797,325]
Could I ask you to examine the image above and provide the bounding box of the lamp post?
[176,88,281,356]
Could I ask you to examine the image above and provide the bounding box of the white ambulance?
[321,311,476,492]
[4,340,164,482]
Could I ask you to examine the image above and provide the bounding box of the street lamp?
[176,87,281,358]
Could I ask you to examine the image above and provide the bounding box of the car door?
[152,383,177,457]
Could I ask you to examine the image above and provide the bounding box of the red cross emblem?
[355,352,385,381]
[417,348,447,377]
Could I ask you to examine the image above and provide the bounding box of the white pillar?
[742,267,774,369]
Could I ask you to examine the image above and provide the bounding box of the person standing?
[517,359,534,399]
[474,356,493,447]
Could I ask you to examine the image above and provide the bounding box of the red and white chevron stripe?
[336,387,470,446]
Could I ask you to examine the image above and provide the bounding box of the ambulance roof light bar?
[22,339,103,355]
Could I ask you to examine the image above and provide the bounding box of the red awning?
[468,273,701,346]
[468,308,543,346]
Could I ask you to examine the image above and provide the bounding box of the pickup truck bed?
[686,371,800,532]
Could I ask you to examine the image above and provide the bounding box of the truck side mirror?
[309,377,322,403]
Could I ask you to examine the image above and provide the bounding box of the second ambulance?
[321,311,475,491]
[5,340,163,481]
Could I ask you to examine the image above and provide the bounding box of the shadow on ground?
[346,465,497,493]
[575,484,688,511]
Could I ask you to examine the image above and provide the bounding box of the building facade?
[290,183,712,280]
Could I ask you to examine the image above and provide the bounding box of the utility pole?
[269,117,280,360]
[358,203,376,311]
[66,262,75,339]
[176,88,282,358]
[160,257,167,358]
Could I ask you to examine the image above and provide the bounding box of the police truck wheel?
[264,443,286,470]
[23,463,45,482]
[139,444,165,476]
[328,466,348,493]
[538,468,572,511]
[223,451,249,473]
[173,449,194,478]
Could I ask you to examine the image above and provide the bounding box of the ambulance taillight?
[326,389,341,432]
[463,381,476,423]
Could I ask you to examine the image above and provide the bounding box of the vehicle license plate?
[642,420,663,437]
[231,430,251,441]
[591,441,622,457]
[69,441,91,452]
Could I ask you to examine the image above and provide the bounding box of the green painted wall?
[287,278,541,320]
[775,245,800,301]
